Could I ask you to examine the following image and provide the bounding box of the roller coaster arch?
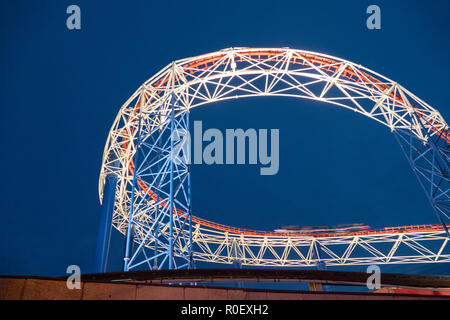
[98,48,450,271]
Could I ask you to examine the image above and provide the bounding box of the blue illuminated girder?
[123,94,193,271]
[394,111,450,235]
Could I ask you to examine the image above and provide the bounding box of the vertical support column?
[122,86,193,271]
[123,114,143,272]
[169,93,175,269]
[94,166,118,273]
[187,110,193,269]
[393,109,450,236]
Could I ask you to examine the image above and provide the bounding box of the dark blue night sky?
[1,0,449,277]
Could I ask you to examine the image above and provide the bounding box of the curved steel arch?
[99,48,450,270]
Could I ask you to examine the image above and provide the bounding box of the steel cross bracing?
[121,88,193,271]
[99,48,450,269]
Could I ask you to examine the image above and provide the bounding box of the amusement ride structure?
[96,48,450,273]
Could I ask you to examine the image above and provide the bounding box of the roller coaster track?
[99,48,450,270]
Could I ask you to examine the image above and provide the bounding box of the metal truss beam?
[192,229,450,267]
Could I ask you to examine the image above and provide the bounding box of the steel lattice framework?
[99,48,450,271]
